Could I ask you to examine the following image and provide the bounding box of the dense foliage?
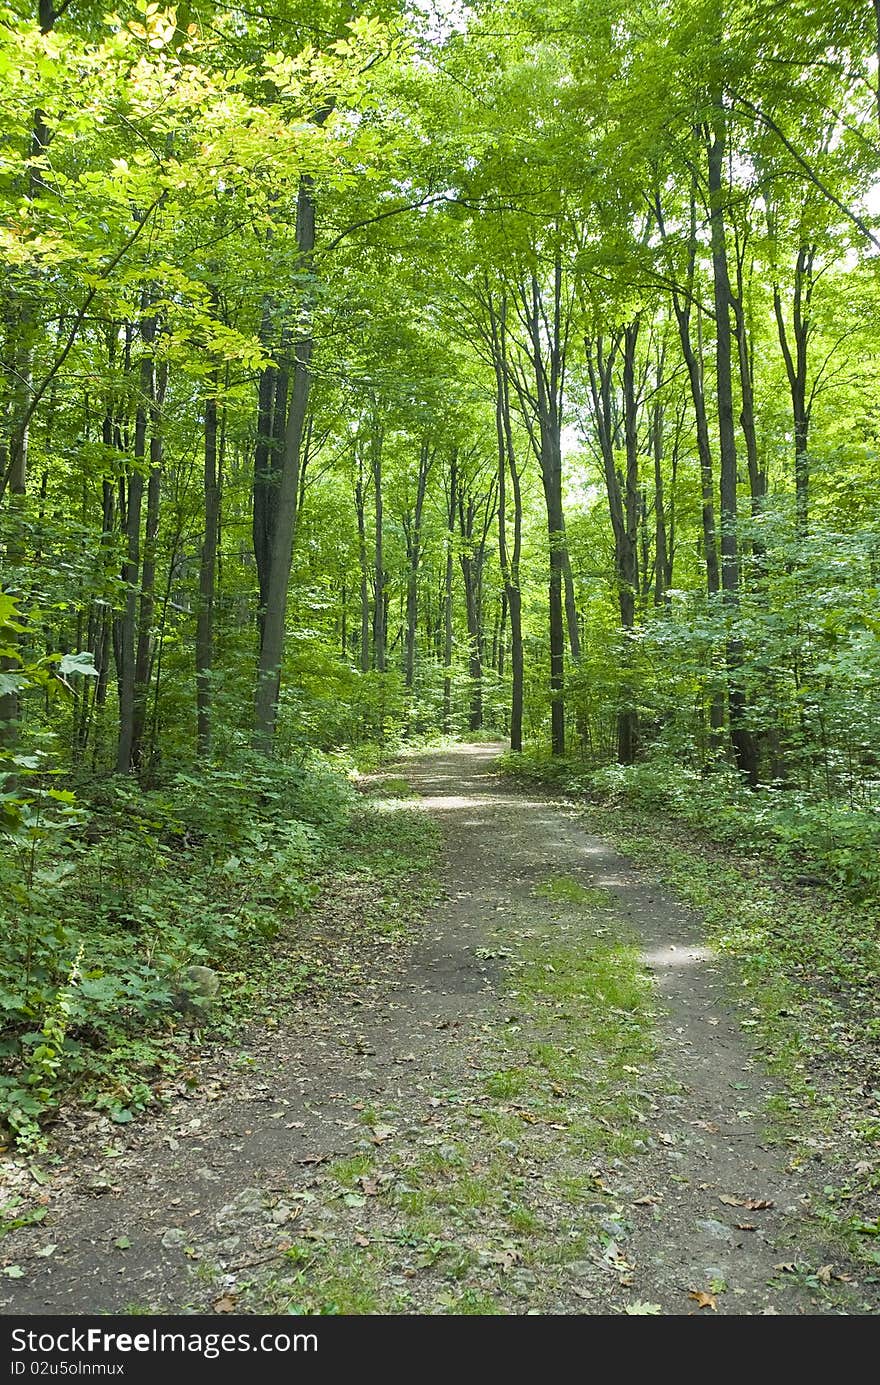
[3,0,880,1141]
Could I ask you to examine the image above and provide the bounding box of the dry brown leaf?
[689,1290,718,1311]
[719,1194,774,1210]
[735,1222,757,1231]
[359,1177,379,1196]
[354,1233,369,1247]
[370,1124,395,1145]
[212,1295,237,1314]
[815,1264,833,1284]
[634,1194,661,1206]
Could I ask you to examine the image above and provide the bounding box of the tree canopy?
[3,0,880,1142]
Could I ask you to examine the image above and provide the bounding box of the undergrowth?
[0,749,432,1150]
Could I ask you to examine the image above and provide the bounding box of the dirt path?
[1,745,872,1315]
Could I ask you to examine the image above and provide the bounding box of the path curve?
[0,746,869,1315]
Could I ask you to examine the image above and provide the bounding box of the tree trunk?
[617,319,641,762]
[115,381,147,772]
[731,238,766,533]
[585,326,639,763]
[442,452,457,732]
[458,492,484,734]
[0,319,30,744]
[490,297,525,752]
[652,388,669,606]
[254,178,316,751]
[773,245,814,536]
[354,457,370,674]
[543,462,567,757]
[708,103,759,785]
[371,423,385,673]
[253,299,278,634]
[525,267,569,755]
[196,359,220,756]
[404,440,431,690]
[132,341,165,773]
[655,181,724,745]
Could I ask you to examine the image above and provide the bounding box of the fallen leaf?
[719,1195,774,1210]
[113,1236,130,1250]
[734,1223,757,1231]
[3,1267,24,1279]
[625,1301,662,1315]
[633,1194,661,1206]
[815,1264,833,1285]
[602,1241,633,1272]
[354,1233,370,1247]
[35,1245,57,1258]
[370,1124,395,1144]
[212,1295,237,1314]
[482,1247,521,1272]
[773,1261,797,1273]
[359,1177,379,1196]
[296,1154,329,1166]
[689,1290,718,1311]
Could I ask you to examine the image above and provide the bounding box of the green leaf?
[58,652,99,678]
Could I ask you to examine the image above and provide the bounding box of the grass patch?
[533,875,609,908]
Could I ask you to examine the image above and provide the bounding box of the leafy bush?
[0,750,356,1146]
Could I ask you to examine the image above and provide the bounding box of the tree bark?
[354,454,370,674]
[131,338,166,773]
[489,297,525,752]
[708,102,759,785]
[512,264,571,756]
[253,178,316,751]
[585,324,640,762]
[196,357,220,757]
[731,234,766,533]
[654,181,724,747]
[115,336,149,773]
[371,421,385,673]
[652,385,669,605]
[403,439,431,690]
[442,452,457,733]
[773,245,814,536]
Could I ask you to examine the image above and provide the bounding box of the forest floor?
[1,743,878,1316]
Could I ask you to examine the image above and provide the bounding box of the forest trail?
[1,745,872,1316]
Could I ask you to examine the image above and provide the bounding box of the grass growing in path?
[497,751,880,1271]
[242,861,657,1315]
